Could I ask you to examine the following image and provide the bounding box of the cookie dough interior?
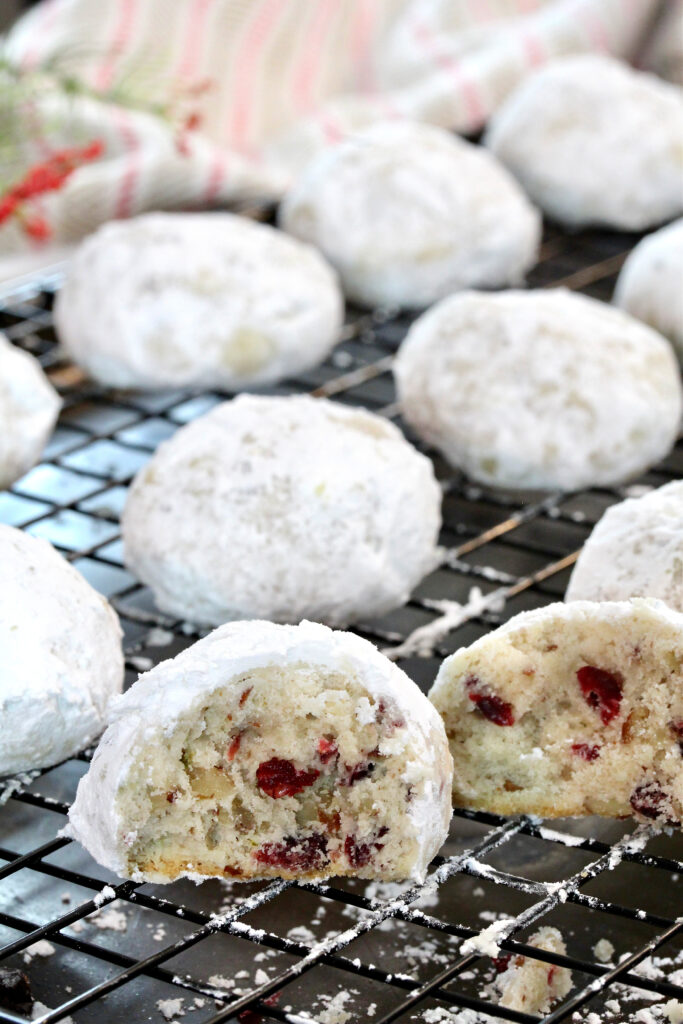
[121,664,424,881]
[431,603,683,821]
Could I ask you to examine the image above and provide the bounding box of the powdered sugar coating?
[394,289,682,491]
[0,333,60,489]
[68,619,453,883]
[614,218,683,362]
[485,55,683,230]
[54,212,343,390]
[0,525,124,775]
[122,394,441,626]
[567,481,683,611]
[279,120,540,310]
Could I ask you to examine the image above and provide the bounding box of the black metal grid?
[0,219,682,1024]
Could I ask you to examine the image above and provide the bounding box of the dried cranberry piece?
[317,737,338,764]
[464,675,515,727]
[227,734,242,761]
[630,781,668,821]
[223,864,243,877]
[256,758,319,798]
[576,666,623,725]
[340,761,375,786]
[492,954,512,973]
[254,833,328,871]
[344,827,388,868]
[239,687,253,707]
[166,789,178,803]
[669,720,683,755]
[238,992,280,1024]
[571,743,601,761]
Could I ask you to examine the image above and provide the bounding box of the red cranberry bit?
[256,758,319,798]
[571,743,601,762]
[492,954,512,973]
[166,789,178,803]
[255,833,328,871]
[464,675,515,727]
[630,781,668,820]
[238,991,280,1024]
[239,687,252,707]
[227,734,242,761]
[317,737,338,764]
[669,719,683,755]
[340,760,375,786]
[547,966,557,984]
[576,666,623,725]
[344,827,388,868]
[223,864,243,877]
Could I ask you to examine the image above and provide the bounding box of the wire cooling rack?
[0,218,682,1024]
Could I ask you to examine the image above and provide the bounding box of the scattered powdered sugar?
[537,826,587,847]
[207,975,235,993]
[128,655,154,672]
[460,916,512,958]
[422,1008,486,1023]
[331,350,354,368]
[438,549,518,585]
[0,770,40,805]
[383,586,507,660]
[593,937,616,963]
[32,1004,73,1024]
[93,884,116,907]
[86,903,128,932]
[157,997,185,1020]
[608,827,652,869]
[287,924,318,944]
[23,939,55,963]
[318,990,353,1024]
[146,627,176,647]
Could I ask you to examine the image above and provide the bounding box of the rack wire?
[0,218,682,1024]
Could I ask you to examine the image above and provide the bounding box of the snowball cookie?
[279,120,541,310]
[614,219,683,362]
[394,289,683,491]
[485,55,683,230]
[68,619,453,883]
[0,525,124,776]
[0,333,60,489]
[566,481,683,611]
[122,394,441,626]
[429,599,683,823]
[53,212,343,390]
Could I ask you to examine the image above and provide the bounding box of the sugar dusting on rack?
[382,587,507,660]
